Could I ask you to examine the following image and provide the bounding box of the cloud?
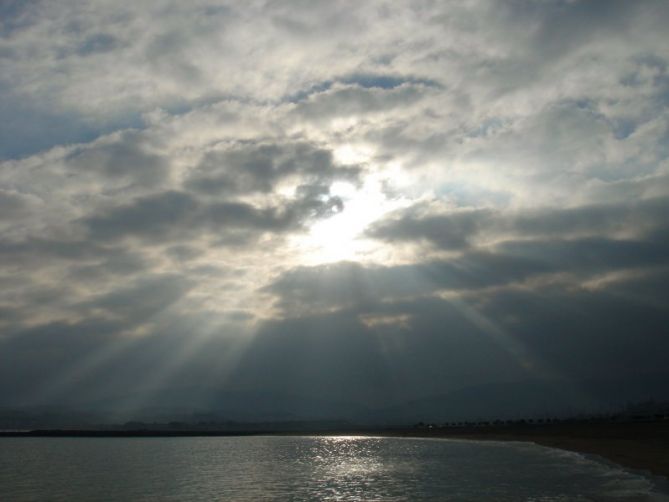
[65,131,169,187]
[368,206,491,250]
[264,255,551,316]
[291,81,432,123]
[369,196,669,249]
[75,32,120,56]
[254,260,669,408]
[1,1,669,417]
[78,274,192,324]
[82,187,348,245]
[268,193,669,319]
[185,140,359,196]
[0,189,32,219]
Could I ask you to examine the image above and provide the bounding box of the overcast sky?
[1,0,668,417]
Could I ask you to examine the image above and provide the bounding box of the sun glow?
[296,178,408,264]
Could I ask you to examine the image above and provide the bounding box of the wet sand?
[384,421,669,480]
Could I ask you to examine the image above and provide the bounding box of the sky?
[1,0,669,421]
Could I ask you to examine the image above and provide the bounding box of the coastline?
[3,421,667,481]
[376,421,669,481]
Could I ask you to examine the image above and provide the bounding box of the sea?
[0,436,667,501]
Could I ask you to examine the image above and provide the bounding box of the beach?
[4,420,667,481]
[388,421,669,480]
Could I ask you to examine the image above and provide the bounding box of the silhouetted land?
[2,420,667,480]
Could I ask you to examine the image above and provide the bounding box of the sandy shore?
[381,421,669,480]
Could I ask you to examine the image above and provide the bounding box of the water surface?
[0,436,666,501]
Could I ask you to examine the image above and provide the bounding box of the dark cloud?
[490,0,637,64]
[1,255,667,417]
[0,190,31,219]
[368,207,491,250]
[65,251,149,284]
[78,140,358,245]
[84,191,200,242]
[0,237,116,266]
[0,319,123,403]
[251,259,669,411]
[0,0,42,37]
[270,197,669,316]
[6,266,663,414]
[66,131,169,187]
[83,187,346,245]
[185,141,359,196]
[369,196,669,249]
[265,254,551,315]
[77,274,192,324]
[478,273,669,380]
[510,197,669,237]
[76,33,120,56]
[497,235,669,276]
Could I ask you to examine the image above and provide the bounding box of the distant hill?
[3,371,667,428]
[368,373,669,424]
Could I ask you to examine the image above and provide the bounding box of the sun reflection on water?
[307,436,393,500]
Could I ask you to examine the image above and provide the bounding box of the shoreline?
[376,421,669,481]
[3,421,667,481]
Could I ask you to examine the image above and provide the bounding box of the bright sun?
[296,179,406,264]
